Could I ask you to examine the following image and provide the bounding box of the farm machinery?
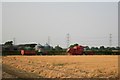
[66,44,95,55]
[20,44,95,55]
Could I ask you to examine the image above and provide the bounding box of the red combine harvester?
[66,44,84,55]
[66,44,95,55]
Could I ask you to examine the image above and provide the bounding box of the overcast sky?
[2,2,118,48]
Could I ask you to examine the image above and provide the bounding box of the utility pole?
[48,36,50,45]
[109,34,112,47]
[67,33,70,48]
[13,37,16,45]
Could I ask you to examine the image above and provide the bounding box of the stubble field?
[2,55,118,78]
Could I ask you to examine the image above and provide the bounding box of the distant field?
[2,55,118,78]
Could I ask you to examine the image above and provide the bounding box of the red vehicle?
[21,50,36,55]
[66,44,84,55]
[67,45,95,55]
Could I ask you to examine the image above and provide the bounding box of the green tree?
[116,46,120,50]
[100,46,105,50]
[4,41,13,46]
[54,45,63,50]
[85,46,90,50]
[91,47,96,50]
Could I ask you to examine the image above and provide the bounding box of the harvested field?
[2,55,118,78]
